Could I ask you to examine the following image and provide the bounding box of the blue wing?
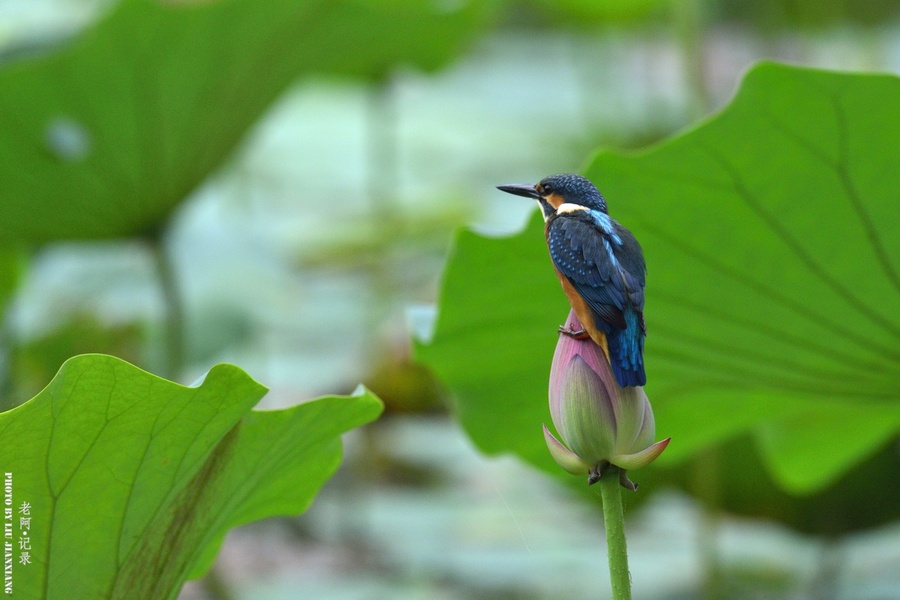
[547,211,647,386]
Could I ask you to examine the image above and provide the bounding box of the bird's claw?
[558,325,591,340]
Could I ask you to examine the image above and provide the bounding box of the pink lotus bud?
[543,311,670,488]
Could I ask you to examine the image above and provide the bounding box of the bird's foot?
[558,325,591,340]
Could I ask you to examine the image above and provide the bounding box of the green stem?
[599,466,632,600]
[0,308,15,412]
[672,0,710,120]
[149,234,185,381]
[0,248,26,411]
[810,539,842,600]
[364,75,400,352]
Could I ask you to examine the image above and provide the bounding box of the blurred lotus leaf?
[0,0,499,245]
[527,0,671,22]
[718,0,900,30]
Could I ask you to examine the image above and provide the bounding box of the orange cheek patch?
[545,193,565,209]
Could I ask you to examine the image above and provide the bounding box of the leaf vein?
[700,142,900,341]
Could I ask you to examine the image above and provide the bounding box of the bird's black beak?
[496,183,541,200]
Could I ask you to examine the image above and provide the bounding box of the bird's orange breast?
[553,268,611,361]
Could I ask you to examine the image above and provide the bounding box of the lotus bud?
[543,310,670,488]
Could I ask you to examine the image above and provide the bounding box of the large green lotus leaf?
[588,63,900,492]
[0,0,498,245]
[417,63,899,507]
[417,215,561,472]
[0,354,382,600]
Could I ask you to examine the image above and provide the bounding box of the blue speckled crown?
[540,174,607,213]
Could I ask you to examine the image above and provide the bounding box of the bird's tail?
[607,309,646,387]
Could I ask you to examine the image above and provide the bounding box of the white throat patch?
[556,203,588,215]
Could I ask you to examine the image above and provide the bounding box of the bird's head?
[497,173,608,221]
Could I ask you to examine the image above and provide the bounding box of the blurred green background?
[0,0,898,599]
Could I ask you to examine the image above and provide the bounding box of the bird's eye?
[542,183,553,195]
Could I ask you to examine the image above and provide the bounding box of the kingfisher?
[497,173,647,387]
